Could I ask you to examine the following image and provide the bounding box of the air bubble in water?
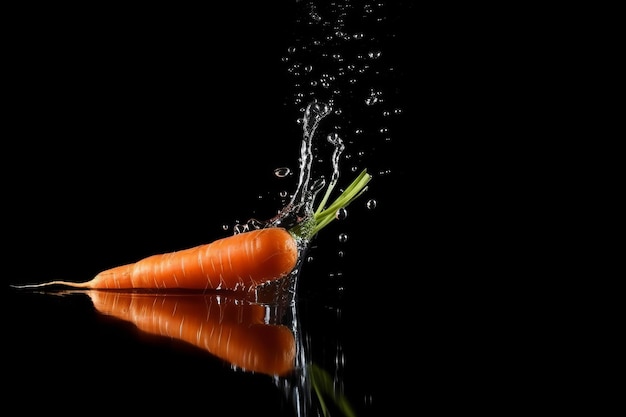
[335,207,347,220]
[338,233,348,243]
[366,199,377,209]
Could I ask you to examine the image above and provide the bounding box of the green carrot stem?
[290,169,372,240]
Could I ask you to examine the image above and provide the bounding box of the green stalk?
[309,363,357,417]
[290,169,372,240]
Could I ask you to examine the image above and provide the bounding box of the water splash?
[238,100,344,242]
[244,99,355,305]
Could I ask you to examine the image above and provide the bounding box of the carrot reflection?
[87,291,296,376]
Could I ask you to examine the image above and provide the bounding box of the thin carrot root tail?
[11,280,91,289]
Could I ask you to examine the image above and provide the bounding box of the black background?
[1,2,510,416]
[4,2,415,286]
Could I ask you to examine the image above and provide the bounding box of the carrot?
[89,291,296,376]
[18,228,298,290]
[13,169,371,291]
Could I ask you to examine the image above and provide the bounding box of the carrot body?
[13,169,372,293]
[89,291,296,376]
[20,228,298,291]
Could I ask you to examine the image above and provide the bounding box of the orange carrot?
[89,291,296,376]
[13,169,371,291]
[18,228,297,290]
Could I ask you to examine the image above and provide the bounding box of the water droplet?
[335,207,347,220]
[273,167,291,178]
[365,96,378,106]
[368,50,382,59]
[336,351,345,367]
[366,199,377,209]
[279,190,288,198]
[327,132,341,145]
[338,233,348,243]
[338,250,345,258]
[234,223,247,234]
[222,224,230,231]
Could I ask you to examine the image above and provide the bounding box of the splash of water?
[238,100,345,246]
[244,99,352,305]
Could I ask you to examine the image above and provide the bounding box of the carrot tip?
[11,280,91,289]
